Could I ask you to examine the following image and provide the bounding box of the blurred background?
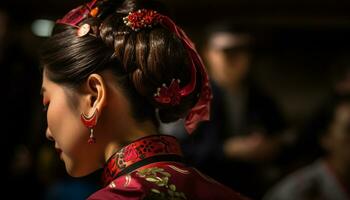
[1,0,350,199]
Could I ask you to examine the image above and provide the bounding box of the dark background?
[1,0,350,199]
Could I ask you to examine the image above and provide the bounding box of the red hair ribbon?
[56,0,98,27]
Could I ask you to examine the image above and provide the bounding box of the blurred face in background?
[323,102,350,165]
[205,32,251,90]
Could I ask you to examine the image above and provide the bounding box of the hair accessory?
[81,108,99,144]
[90,7,99,17]
[154,79,181,106]
[123,9,161,31]
[77,23,91,37]
[56,0,98,26]
[56,0,99,36]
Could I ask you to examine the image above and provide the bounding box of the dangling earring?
[81,108,99,144]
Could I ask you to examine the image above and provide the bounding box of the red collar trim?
[102,135,182,186]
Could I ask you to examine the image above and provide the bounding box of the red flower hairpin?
[154,79,182,106]
[123,9,162,31]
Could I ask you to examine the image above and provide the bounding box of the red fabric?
[89,162,248,200]
[56,0,97,27]
[101,135,182,186]
[89,135,248,200]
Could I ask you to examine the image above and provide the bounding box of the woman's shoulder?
[87,163,188,200]
[88,162,248,200]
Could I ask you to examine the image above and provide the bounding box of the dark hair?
[40,0,202,125]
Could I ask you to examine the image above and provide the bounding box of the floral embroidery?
[136,137,173,156]
[123,144,138,162]
[102,135,182,186]
[137,167,187,200]
[116,152,127,169]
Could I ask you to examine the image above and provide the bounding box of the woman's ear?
[82,73,107,115]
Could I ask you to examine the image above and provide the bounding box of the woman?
[40,0,247,199]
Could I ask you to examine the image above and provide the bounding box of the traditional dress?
[88,135,247,200]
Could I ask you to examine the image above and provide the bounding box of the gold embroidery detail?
[124,174,131,187]
[109,181,116,188]
[137,167,187,199]
[168,165,190,174]
[151,188,161,194]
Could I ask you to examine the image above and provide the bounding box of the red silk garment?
[88,135,248,200]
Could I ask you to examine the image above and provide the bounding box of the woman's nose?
[45,128,54,141]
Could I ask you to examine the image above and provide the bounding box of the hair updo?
[40,0,202,125]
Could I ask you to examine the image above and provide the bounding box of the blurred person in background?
[292,62,350,167]
[161,22,288,199]
[204,24,286,163]
[264,96,350,200]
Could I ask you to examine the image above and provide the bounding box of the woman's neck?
[104,120,158,162]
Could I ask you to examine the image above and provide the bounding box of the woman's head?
[40,0,211,176]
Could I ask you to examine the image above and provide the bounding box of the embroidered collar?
[102,135,183,186]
